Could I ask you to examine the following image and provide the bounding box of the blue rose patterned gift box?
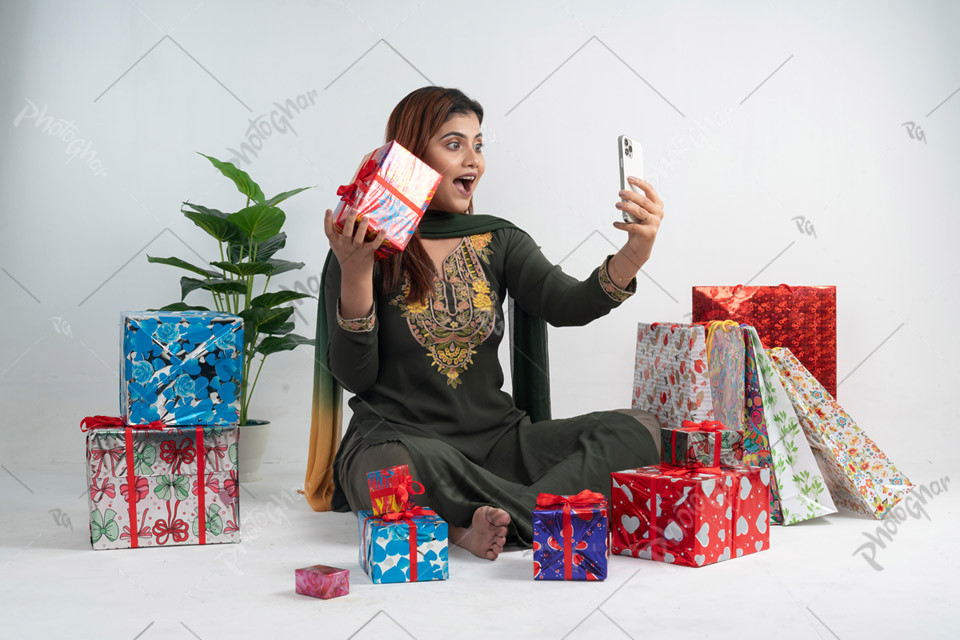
[120,312,243,426]
[357,507,449,584]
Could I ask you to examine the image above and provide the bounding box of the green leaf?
[263,321,295,336]
[181,276,247,301]
[183,209,244,243]
[148,302,213,312]
[255,334,316,356]
[251,291,314,308]
[240,306,295,335]
[181,201,229,218]
[210,261,275,276]
[263,258,304,276]
[148,255,220,279]
[264,186,313,207]
[227,232,286,263]
[228,204,285,243]
[198,153,265,203]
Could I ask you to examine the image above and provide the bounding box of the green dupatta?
[303,211,551,511]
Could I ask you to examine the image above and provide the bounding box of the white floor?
[2,448,957,640]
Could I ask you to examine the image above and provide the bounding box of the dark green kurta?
[327,223,658,544]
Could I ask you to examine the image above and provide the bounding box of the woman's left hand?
[612,176,664,269]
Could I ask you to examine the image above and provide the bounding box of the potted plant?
[148,153,316,481]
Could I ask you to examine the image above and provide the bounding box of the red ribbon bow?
[336,155,378,203]
[671,420,731,468]
[152,502,190,545]
[535,490,605,580]
[160,439,197,474]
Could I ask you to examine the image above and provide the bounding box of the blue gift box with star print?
[357,509,449,584]
[120,311,244,426]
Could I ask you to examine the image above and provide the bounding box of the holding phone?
[618,135,644,223]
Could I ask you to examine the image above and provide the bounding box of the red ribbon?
[195,427,206,545]
[81,415,166,432]
[124,427,140,547]
[363,506,436,582]
[336,151,427,227]
[368,467,424,514]
[535,490,605,580]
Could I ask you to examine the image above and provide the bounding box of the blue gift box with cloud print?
[120,311,243,426]
[357,508,449,584]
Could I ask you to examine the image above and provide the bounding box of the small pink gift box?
[295,564,349,600]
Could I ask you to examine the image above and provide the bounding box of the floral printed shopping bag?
[632,322,743,430]
[742,327,836,524]
[768,348,913,519]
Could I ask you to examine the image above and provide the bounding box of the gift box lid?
[85,424,238,480]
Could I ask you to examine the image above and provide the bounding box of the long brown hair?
[380,87,484,304]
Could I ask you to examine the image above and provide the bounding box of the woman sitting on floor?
[305,85,666,560]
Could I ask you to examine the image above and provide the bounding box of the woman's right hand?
[323,206,387,280]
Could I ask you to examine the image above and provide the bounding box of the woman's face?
[421,112,484,213]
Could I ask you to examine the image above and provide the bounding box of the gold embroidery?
[390,233,497,388]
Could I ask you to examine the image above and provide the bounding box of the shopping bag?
[693,285,838,397]
[742,327,837,524]
[632,322,742,429]
[768,347,913,519]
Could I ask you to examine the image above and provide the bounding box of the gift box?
[533,491,608,581]
[661,420,743,468]
[334,140,442,259]
[295,565,349,600]
[367,464,423,516]
[611,464,770,567]
[632,322,743,429]
[82,417,240,550]
[120,311,243,426]
[742,327,836,525]
[358,507,448,584]
[692,284,837,397]
[768,348,912,519]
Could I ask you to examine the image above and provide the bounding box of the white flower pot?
[238,420,270,483]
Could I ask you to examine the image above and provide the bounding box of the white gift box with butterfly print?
[85,424,241,550]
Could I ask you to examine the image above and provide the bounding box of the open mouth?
[453,175,475,196]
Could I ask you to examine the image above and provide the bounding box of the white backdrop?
[2,0,958,474]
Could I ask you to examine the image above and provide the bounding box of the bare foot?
[449,506,511,560]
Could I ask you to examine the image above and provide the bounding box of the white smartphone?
[618,135,644,223]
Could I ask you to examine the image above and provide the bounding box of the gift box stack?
[83,311,244,550]
[357,464,449,584]
[611,420,771,567]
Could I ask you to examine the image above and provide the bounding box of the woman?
[305,86,665,560]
